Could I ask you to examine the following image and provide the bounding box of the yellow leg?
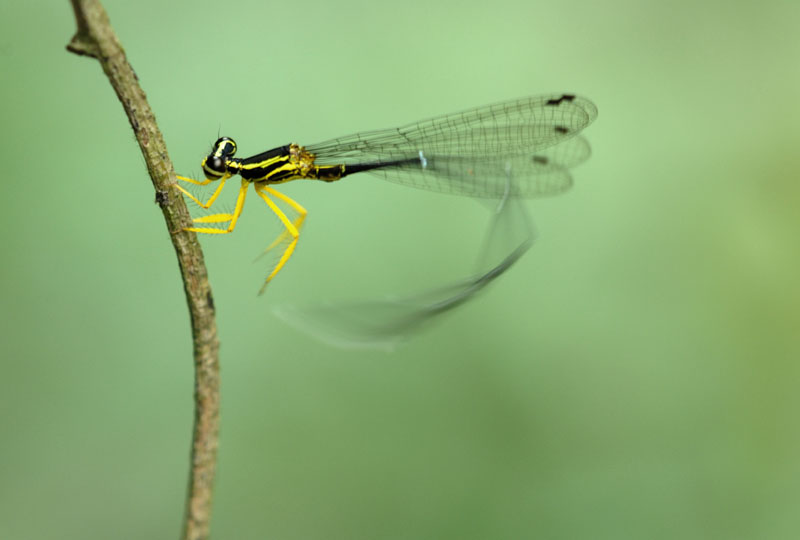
[175,173,231,209]
[175,174,212,186]
[258,186,309,253]
[185,178,250,234]
[254,184,308,292]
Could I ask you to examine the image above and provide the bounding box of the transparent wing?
[306,93,597,198]
[366,135,592,198]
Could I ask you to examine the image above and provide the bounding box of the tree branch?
[67,2,220,539]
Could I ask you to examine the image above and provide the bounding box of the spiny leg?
[254,184,307,292]
[175,174,212,186]
[258,186,309,254]
[175,173,231,209]
[185,178,250,234]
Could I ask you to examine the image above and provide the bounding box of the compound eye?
[214,137,237,157]
[202,155,226,179]
[208,156,224,170]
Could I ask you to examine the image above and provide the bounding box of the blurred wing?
[273,171,536,350]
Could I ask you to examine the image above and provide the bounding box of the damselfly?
[175,93,597,293]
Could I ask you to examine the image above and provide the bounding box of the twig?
[66,2,220,539]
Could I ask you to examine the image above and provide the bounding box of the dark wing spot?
[545,94,576,106]
[554,126,570,134]
[532,155,549,165]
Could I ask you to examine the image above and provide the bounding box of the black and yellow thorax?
[201,138,347,185]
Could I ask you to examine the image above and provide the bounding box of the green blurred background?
[1,0,799,538]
